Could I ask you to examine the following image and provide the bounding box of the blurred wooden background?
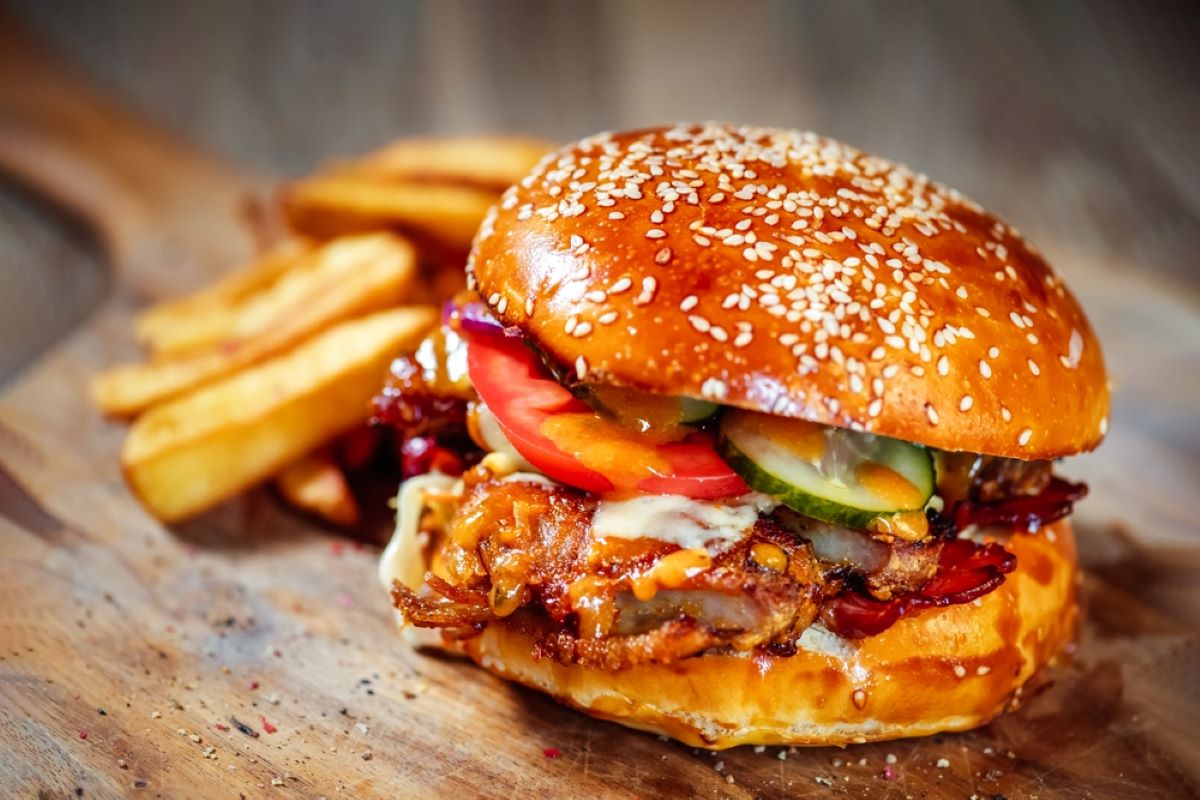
[1,0,1197,382]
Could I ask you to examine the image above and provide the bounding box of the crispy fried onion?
[390,473,825,667]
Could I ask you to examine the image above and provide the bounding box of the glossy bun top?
[469,124,1109,457]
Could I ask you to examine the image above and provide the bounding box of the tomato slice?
[466,333,748,498]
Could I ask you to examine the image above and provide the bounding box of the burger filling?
[375,302,1086,667]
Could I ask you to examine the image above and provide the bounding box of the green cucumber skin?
[678,398,720,423]
[719,439,886,528]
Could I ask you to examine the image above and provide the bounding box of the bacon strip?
[822,539,1016,638]
[952,477,1087,533]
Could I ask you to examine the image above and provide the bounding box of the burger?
[374,123,1109,748]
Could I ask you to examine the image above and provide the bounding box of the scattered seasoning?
[271,777,284,787]
[97,709,107,716]
[117,759,127,770]
[78,730,88,740]
[133,780,147,790]
[542,747,561,759]
[214,722,229,732]
[360,751,373,761]
[936,757,951,768]
[882,765,898,780]
[229,716,259,738]
[336,593,354,609]
[260,715,277,734]
[247,681,259,691]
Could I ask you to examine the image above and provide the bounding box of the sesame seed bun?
[454,521,1077,748]
[469,124,1110,458]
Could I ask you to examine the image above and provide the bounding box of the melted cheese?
[590,492,776,554]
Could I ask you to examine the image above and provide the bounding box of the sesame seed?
[953,665,967,678]
[959,395,973,411]
[925,403,939,425]
[1001,405,1012,422]
[608,211,624,220]
[1018,428,1033,446]
[701,378,729,401]
[575,356,588,379]
[680,295,698,312]
[1028,359,1041,376]
[655,247,673,264]
[645,228,666,239]
[979,360,992,378]
[572,322,593,338]
[936,355,949,376]
[609,277,632,294]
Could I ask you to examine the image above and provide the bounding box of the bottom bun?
[456,522,1078,748]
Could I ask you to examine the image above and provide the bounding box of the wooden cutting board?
[1,23,1198,800]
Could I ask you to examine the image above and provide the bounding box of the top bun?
[469,124,1109,458]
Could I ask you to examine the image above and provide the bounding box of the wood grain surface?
[0,3,1198,798]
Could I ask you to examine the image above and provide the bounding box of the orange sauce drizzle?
[868,510,929,541]
[741,412,826,462]
[628,549,713,601]
[539,412,674,486]
[856,462,924,508]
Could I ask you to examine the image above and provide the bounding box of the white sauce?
[590,492,777,554]
[378,473,458,593]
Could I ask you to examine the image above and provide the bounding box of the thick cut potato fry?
[91,233,417,416]
[281,177,498,249]
[351,136,553,189]
[135,238,315,353]
[122,306,435,523]
[275,452,361,528]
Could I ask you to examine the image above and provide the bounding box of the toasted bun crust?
[469,124,1109,458]
[456,521,1077,748]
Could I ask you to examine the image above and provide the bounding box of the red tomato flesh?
[466,333,747,499]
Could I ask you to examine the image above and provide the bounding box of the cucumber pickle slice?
[718,409,934,529]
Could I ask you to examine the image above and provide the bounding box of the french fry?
[275,452,361,528]
[280,177,498,249]
[351,136,554,190]
[122,306,436,523]
[91,233,417,416]
[135,238,315,354]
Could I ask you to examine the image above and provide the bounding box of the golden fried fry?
[91,233,417,416]
[280,177,498,248]
[275,452,361,528]
[135,238,315,354]
[122,306,436,523]
[351,136,553,189]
